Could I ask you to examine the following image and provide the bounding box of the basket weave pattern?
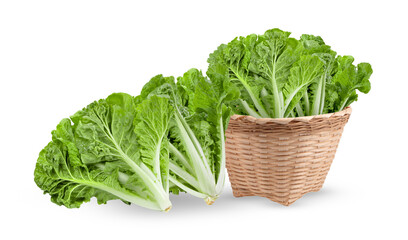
[225,107,352,206]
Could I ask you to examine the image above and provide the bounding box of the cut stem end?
[205,196,216,205]
[164,205,172,212]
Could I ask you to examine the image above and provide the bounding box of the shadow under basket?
[225,107,352,206]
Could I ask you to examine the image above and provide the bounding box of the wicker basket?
[225,107,352,206]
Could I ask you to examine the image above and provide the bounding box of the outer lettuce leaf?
[299,34,337,115]
[35,93,172,211]
[134,95,173,193]
[71,93,139,165]
[34,118,160,210]
[208,36,268,118]
[330,56,372,111]
[247,29,301,118]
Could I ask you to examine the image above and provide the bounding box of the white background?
[1,0,407,239]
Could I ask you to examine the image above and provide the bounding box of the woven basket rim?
[230,107,352,125]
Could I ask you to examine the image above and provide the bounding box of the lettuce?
[208,28,372,118]
[139,68,239,204]
[34,93,173,211]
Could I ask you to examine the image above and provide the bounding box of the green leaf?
[34,118,160,210]
[283,55,324,117]
[70,93,139,166]
[331,56,373,111]
[300,34,333,55]
[139,74,175,101]
[249,29,301,118]
[134,95,173,192]
[299,34,337,115]
[208,35,269,118]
